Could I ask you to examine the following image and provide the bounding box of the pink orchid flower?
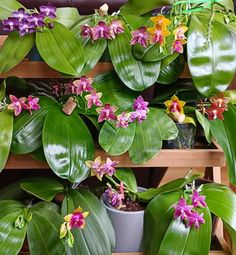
[85,90,103,109]
[24,95,40,114]
[133,96,149,111]
[73,76,94,95]
[110,19,124,39]
[96,104,118,122]
[130,27,150,48]
[93,21,111,40]
[192,190,207,208]
[116,112,130,128]
[187,211,205,229]
[7,95,27,116]
[85,156,105,180]
[173,197,193,221]
[81,24,94,40]
[130,109,148,123]
[100,157,119,176]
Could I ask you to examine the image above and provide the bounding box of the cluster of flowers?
[60,207,89,247]
[204,93,230,121]
[7,95,40,116]
[86,156,125,209]
[52,76,149,127]
[2,5,56,36]
[130,14,188,53]
[80,19,124,41]
[174,190,207,229]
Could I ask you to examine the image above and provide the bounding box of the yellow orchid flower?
[164,95,186,114]
[150,15,172,29]
[173,25,188,41]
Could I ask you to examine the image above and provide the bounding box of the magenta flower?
[192,190,207,208]
[96,104,118,122]
[81,24,94,40]
[187,211,205,229]
[173,198,193,221]
[23,95,40,114]
[130,27,149,48]
[105,183,125,209]
[172,40,184,53]
[64,82,75,95]
[39,4,57,18]
[73,76,93,95]
[85,90,103,109]
[93,21,111,40]
[110,19,124,39]
[116,112,130,128]
[130,109,148,123]
[12,8,30,21]
[7,95,27,116]
[133,96,149,111]
[100,158,119,176]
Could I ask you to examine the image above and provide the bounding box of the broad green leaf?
[0,109,13,172]
[202,183,236,231]
[55,7,80,28]
[20,178,65,202]
[120,0,174,15]
[71,17,107,74]
[187,15,236,96]
[157,54,185,84]
[0,181,27,200]
[0,80,6,100]
[27,202,65,255]
[31,146,47,162]
[138,174,201,202]
[93,71,138,111]
[99,122,136,155]
[195,110,212,143]
[36,22,84,76]
[160,52,179,70]
[210,104,236,184]
[121,15,148,30]
[108,26,160,91]
[152,108,178,140]
[43,108,94,183]
[0,200,24,219]
[129,108,163,164]
[0,32,34,73]
[11,96,58,154]
[0,0,24,19]
[114,168,138,193]
[144,191,181,254]
[62,189,115,255]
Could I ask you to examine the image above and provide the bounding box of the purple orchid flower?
[130,27,149,48]
[96,104,118,122]
[81,24,94,40]
[12,8,30,21]
[23,95,40,114]
[192,190,207,208]
[93,21,111,40]
[100,158,119,176]
[28,13,45,27]
[85,90,103,109]
[130,109,148,123]
[39,4,57,18]
[105,183,125,209]
[18,20,35,36]
[73,76,93,95]
[133,96,149,111]
[2,17,19,32]
[187,211,205,229]
[116,112,130,128]
[7,95,27,116]
[110,19,124,39]
[173,198,193,221]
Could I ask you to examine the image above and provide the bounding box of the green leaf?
[224,90,236,104]
[0,80,6,100]
[187,15,236,97]
[114,168,138,193]
[0,0,24,19]
[138,174,201,202]
[121,14,148,30]
[144,191,181,254]
[157,54,185,84]
[0,200,24,219]
[152,108,178,140]
[55,7,80,28]
[20,178,65,202]
[93,71,138,111]
[209,104,236,184]
[43,108,94,183]
[108,26,160,91]
[11,96,58,154]
[202,183,236,231]
[36,22,84,76]
[224,222,236,252]
[129,108,162,164]
[0,109,13,172]
[27,202,65,255]
[0,32,34,73]
[0,180,28,200]
[99,122,136,155]
[195,110,212,143]
[31,146,47,162]
[62,189,115,255]
[120,0,174,15]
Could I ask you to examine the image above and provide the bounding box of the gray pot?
[101,188,145,252]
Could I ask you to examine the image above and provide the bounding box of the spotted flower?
[174,198,193,221]
[85,156,104,180]
[81,24,94,40]
[148,27,170,45]
[173,25,188,41]
[105,183,125,209]
[172,40,186,53]
[93,21,111,40]
[100,158,119,176]
[96,104,118,122]
[192,190,207,208]
[130,27,150,48]
[133,96,149,111]
[206,103,225,120]
[7,95,27,116]
[23,95,40,114]
[85,90,103,109]
[130,109,148,123]
[210,93,230,111]
[73,76,93,95]
[187,211,205,229]
[116,112,130,128]
[164,95,186,114]
[110,19,124,39]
